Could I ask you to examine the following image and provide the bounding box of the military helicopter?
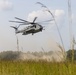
[9,17,53,35]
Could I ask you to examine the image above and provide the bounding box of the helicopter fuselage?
[16,24,43,35]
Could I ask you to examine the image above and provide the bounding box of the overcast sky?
[0,0,76,52]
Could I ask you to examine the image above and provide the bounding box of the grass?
[0,60,76,75]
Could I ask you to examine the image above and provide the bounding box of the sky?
[0,0,76,52]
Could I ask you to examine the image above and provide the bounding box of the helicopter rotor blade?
[10,26,17,30]
[9,21,25,23]
[9,20,34,25]
[20,19,53,25]
[15,17,29,22]
[33,17,37,23]
[19,23,31,25]
[37,19,54,23]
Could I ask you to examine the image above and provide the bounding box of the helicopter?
[9,17,53,35]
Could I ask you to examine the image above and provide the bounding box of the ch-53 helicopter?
[9,17,53,35]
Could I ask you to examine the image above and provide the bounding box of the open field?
[0,60,76,75]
